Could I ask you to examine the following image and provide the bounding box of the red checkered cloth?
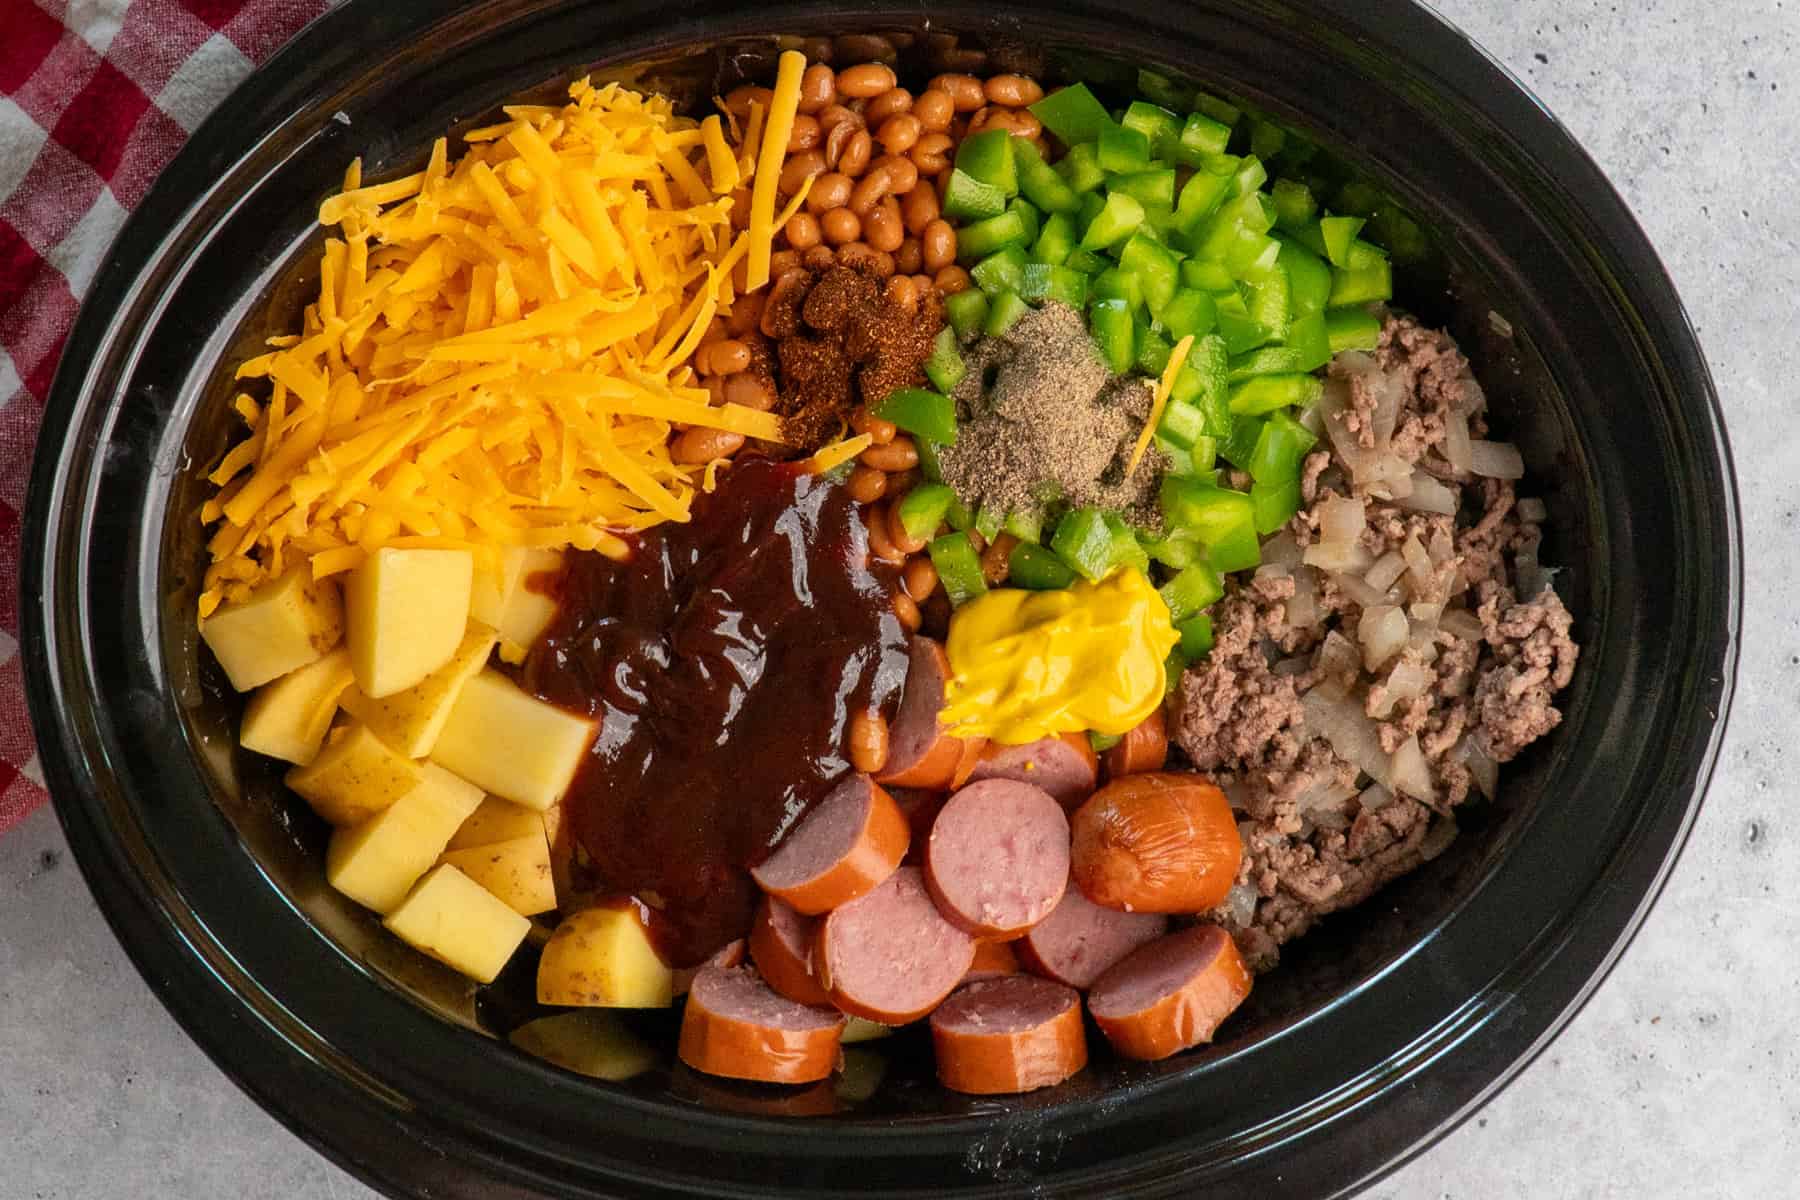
[0,0,328,837]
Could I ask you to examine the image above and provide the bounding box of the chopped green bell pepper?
[1325,308,1382,352]
[1160,477,1256,544]
[1276,236,1332,317]
[973,501,1004,543]
[1158,562,1224,621]
[1159,287,1218,340]
[1012,138,1083,215]
[924,327,966,393]
[1251,478,1302,534]
[1194,90,1242,128]
[1050,506,1116,582]
[1282,311,1330,369]
[1055,142,1108,193]
[970,245,1028,296]
[1207,520,1261,573]
[942,168,1007,221]
[1180,257,1236,293]
[1220,413,1265,472]
[1245,267,1289,340]
[1174,163,1234,233]
[1213,290,1274,355]
[1108,168,1177,210]
[944,288,989,338]
[1089,297,1136,374]
[1097,123,1152,174]
[1064,247,1107,275]
[1029,82,1116,145]
[1176,111,1233,164]
[1020,263,1089,309]
[1121,101,1182,158]
[1003,508,1043,543]
[1247,409,1318,484]
[1157,399,1206,449]
[1249,119,1286,162]
[1089,729,1124,752]
[954,129,1018,197]
[1092,266,1144,313]
[1008,540,1077,590]
[1007,197,1041,251]
[983,289,1030,336]
[1079,190,1145,251]
[1118,232,1182,314]
[1137,68,1196,112]
[928,532,988,606]
[1319,214,1366,266]
[1228,373,1323,415]
[916,435,944,483]
[895,483,957,541]
[1141,528,1206,569]
[1135,324,1173,375]
[1177,613,1215,658]
[956,208,1031,262]
[1270,178,1317,230]
[1031,211,1078,266]
[1328,257,1392,306]
[876,388,958,445]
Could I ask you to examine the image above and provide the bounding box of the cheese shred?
[1126,334,1195,478]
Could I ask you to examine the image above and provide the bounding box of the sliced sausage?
[677,959,845,1084]
[1071,772,1242,913]
[891,787,946,866]
[964,938,1021,983]
[924,779,1069,939]
[965,733,1098,809]
[672,938,745,998]
[816,865,974,1023]
[752,773,907,914]
[931,975,1087,1094]
[1087,925,1251,1061]
[876,637,985,789]
[748,894,831,1007]
[1102,708,1169,779]
[1017,880,1169,990]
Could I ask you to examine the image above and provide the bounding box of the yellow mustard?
[939,568,1179,745]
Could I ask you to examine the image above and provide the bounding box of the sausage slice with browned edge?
[678,959,845,1084]
[964,938,1022,983]
[816,865,974,1024]
[1087,925,1252,1061]
[876,637,985,789]
[931,975,1088,1094]
[752,773,907,914]
[1071,772,1242,913]
[964,733,1098,809]
[925,779,1069,940]
[671,938,745,998]
[749,893,831,1007]
[1102,708,1169,779]
[1017,880,1168,989]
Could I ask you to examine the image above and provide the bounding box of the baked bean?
[671,427,745,464]
[933,264,972,294]
[980,108,1042,139]
[865,87,914,124]
[874,154,919,195]
[913,89,955,131]
[851,407,898,445]
[860,436,919,472]
[768,249,800,278]
[724,372,775,411]
[921,219,958,272]
[726,292,765,336]
[821,206,862,245]
[800,37,835,65]
[760,268,811,338]
[779,150,827,198]
[921,587,953,638]
[984,74,1044,107]
[886,467,922,496]
[911,273,935,294]
[883,271,919,312]
[729,187,753,229]
[909,132,954,175]
[894,236,923,275]
[835,33,897,63]
[865,197,905,252]
[892,589,923,633]
[903,557,939,601]
[807,172,854,212]
[802,244,837,271]
[784,210,822,251]
[849,168,892,215]
[901,184,940,234]
[865,506,904,564]
[723,84,773,120]
[876,112,922,155]
[787,114,822,153]
[838,129,873,176]
[930,73,986,111]
[966,104,996,134]
[883,30,917,50]
[938,46,989,73]
[887,500,929,554]
[837,62,897,98]
[817,103,862,133]
[798,63,837,112]
[871,249,896,278]
[847,709,891,774]
[834,241,878,272]
[965,527,987,555]
[703,375,728,406]
[980,532,1018,585]
[706,339,752,376]
[846,465,888,503]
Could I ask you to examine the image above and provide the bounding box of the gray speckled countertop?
[4,1,1796,1195]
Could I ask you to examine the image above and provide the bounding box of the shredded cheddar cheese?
[1125,334,1195,478]
[744,50,805,293]
[199,77,799,619]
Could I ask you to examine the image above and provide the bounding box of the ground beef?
[1170,314,1579,971]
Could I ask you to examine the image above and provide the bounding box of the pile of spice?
[940,302,1166,527]
[758,264,946,448]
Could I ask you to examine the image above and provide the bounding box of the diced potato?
[507,1011,656,1081]
[344,547,474,698]
[239,648,354,765]
[495,548,563,664]
[286,721,421,827]
[384,863,531,984]
[429,670,593,811]
[469,546,528,629]
[441,833,556,916]
[326,764,485,913]
[338,623,498,757]
[447,796,546,851]
[537,905,672,1008]
[200,568,343,692]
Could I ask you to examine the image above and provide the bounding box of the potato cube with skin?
[495,548,564,664]
[286,721,422,827]
[337,623,498,757]
[384,863,531,984]
[344,548,474,698]
[441,833,556,916]
[239,648,354,765]
[429,670,593,812]
[537,905,673,1008]
[448,796,548,852]
[326,764,485,913]
[469,546,529,629]
[508,1011,656,1081]
[200,568,343,692]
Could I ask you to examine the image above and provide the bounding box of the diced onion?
[1398,470,1457,515]
[1443,409,1474,474]
[1419,816,1458,861]
[1358,604,1409,671]
[1458,736,1499,799]
[1302,688,1391,784]
[1318,494,1367,546]
[1468,439,1525,479]
[1287,565,1319,627]
[1440,607,1485,642]
[1401,534,1436,597]
[1263,530,1303,570]
[1305,540,1375,574]
[1372,658,1430,717]
[1358,783,1395,812]
[1298,405,1326,436]
[1224,883,1259,928]
[1315,631,1361,683]
[1365,550,1408,592]
[1332,570,1391,609]
[1409,600,1444,625]
[1517,496,1547,523]
[1389,734,1434,801]
[1318,378,1384,482]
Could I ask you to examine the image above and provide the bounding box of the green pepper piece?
[944,288,989,338]
[983,289,1031,337]
[1207,521,1261,573]
[1328,257,1392,306]
[955,128,1018,196]
[1245,267,1289,341]
[1325,308,1382,352]
[1247,409,1318,484]
[1188,433,1221,472]
[1064,247,1107,275]
[1213,291,1273,355]
[1088,297,1136,374]
[1158,287,1218,341]
[1008,540,1077,590]
[1229,155,1268,199]
[1276,236,1332,317]
[1137,68,1195,111]
[974,501,1004,543]
[1141,528,1205,569]
[1194,90,1242,128]
[1282,311,1330,370]
[956,208,1032,263]
[1101,512,1151,577]
[1175,111,1233,165]
[1170,334,1231,430]
[1228,373,1323,415]
[928,532,988,606]
[1251,478,1302,534]
[1097,123,1152,174]
[1174,163,1234,234]
[942,168,1007,221]
[944,494,974,531]
[1050,506,1115,582]
[1158,562,1224,621]
[895,483,957,541]
[1107,168,1177,210]
[1160,477,1255,542]
[1248,119,1286,162]
[1008,197,1041,250]
[1121,101,1182,159]
[924,327,966,394]
[1029,82,1116,145]
[1319,214,1367,267]
[971,245,1028,296]
[1135,323,1173,375]
[1156,399,1206,449]
[1031,211,1078,266]
[1092,266,1144,313]
[1055,142,1108,194]
[916,435,945,483]
[1220,413,1265,472]
[875,387,958,445]
[1010,141,1081,216]
[1019,263,1089,309]
[1270,178,1317,230]
[1180,257,1236,293]
[1177,613,1215,658]
[1088,729,1124,753]
[1118,232,1182,315]
[1003,508,1044,544]
[1079,190,1145,251]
